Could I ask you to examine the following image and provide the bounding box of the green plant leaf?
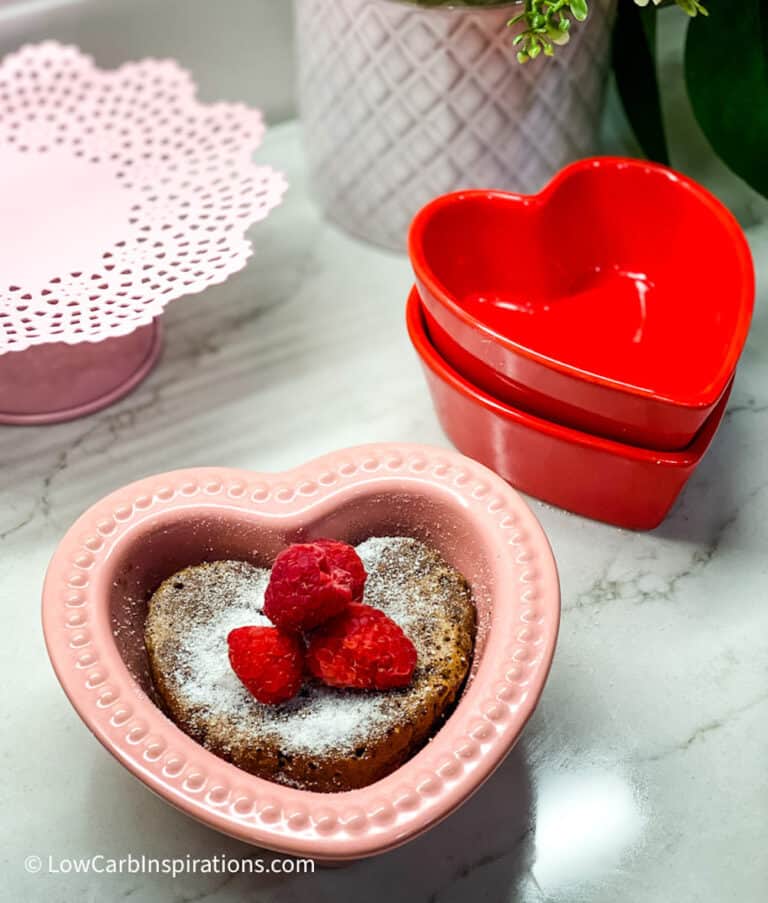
[612,3,670,165]
[685,0,768,198]
[570,0,589,22]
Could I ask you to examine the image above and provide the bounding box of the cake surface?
[144,537,476,792]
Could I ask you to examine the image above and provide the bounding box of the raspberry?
[312,539,367,600]
[264,542,362,632]
[306,603,417,690]
[227,626,304,705]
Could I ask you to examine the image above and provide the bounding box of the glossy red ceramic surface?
[409,158,753,450]
[407,288,730,530]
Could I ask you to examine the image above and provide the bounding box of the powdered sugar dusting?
[263,690,392,754]
[154,538,471,757]
[178,610,271,716]
[357,536,429,631]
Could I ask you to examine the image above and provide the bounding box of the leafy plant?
[510,0,704,63]
[612,0,767,200]
[509,1,589,63]
[404,1,707,63]
[684,0,768,198]
[506,0,767,203]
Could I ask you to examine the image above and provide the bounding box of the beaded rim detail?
[42,444,559,860]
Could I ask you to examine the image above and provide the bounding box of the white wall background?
[0,0,296,122]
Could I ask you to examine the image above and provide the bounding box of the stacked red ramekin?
[408,158,754,529]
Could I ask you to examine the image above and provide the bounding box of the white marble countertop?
[1,6,767,903]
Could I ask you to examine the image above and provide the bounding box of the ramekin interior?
[109,485,497,695]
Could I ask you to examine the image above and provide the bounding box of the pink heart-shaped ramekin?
[409,158,754,450]
[42,444,559,861]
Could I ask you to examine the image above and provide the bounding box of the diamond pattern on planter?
[296,0,616,251]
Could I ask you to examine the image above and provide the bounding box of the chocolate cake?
[144,537,476,792]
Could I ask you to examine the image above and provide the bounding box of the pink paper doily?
[0,42,287,353]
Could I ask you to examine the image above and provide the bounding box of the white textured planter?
[295,0,616,251]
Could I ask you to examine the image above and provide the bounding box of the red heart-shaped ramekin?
[409,158,753,450]
[407,289,730,530]
[42,444,559,861]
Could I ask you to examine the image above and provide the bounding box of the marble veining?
[1,9,767,903]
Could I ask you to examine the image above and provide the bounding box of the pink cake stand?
[0,323,162,424]
[0,43,287,425]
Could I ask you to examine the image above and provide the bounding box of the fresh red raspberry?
[312,539,367,600]
[306,603,417,691]
[264,542,358,632]
[227,626,304,705]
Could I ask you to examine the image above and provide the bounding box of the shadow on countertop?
[73,738,537,903]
